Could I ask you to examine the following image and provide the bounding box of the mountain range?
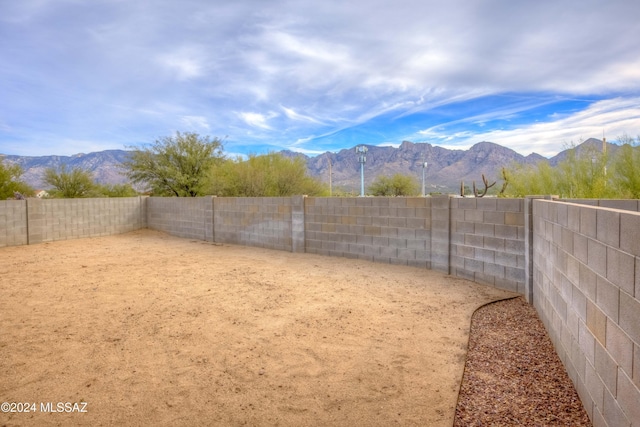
[1,138,616,193]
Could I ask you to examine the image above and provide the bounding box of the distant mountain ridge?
[1,150,131,189]
[2,138,615,193]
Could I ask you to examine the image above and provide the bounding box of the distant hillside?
[2,139,615,193]
[289,140,548,193]
[2,150,131,189]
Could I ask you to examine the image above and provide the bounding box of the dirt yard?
[1,229,514,426]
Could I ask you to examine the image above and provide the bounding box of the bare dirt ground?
[1,229,514,426]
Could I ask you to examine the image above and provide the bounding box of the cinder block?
[406,217,427,229]
[505,266,525,283]
[620,213,640,256]
[397,228,415,239]
[385,216,403,228]
[505,212,524,226]
[567,205,581,233]
[484,236,505,251]
[475,248,495,263]
[505,238,524,255]
[596,209,620,248]
[497,198,522,212]
[474,222,494,236]
[619,291,640,345]
[571,286,587,323]
[406,239,426,250]
[370,197,390,207]
[462,209,482,222]
[387,198,406,208]
[587,238,607,278]
[397,207,416,218]
[566,255,580,284]
[579,263,597,303]
[456,198,475,209]
[587,299,607,346]
[397,248,416,260]
[616,368,640,425]
[606,318,634,376]
[596,275,620,323]
[464,234,483,248]
[454,221,474,233]
[475,197,496,210]
[415,249,430,262]
[580,207,597,238]
[483,262,505,279]
[603,387,631,427]
[495,224,518,239]
[430,195,451,209]
[379,246,397,258]
[495,252,518,268]
[483,210,505,225]
[584,360,605,410]
[606,247,635,296]
[567,310,581,348]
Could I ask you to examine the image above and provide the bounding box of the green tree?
[43,165,96,198]
[556,143,611,198]
[368,173,419,196]
[208,153,327,197]
[95,183,139,197]
[123,131,224,197]
[503,140,614,198]
[501,161,561,197]
[610,134,640,198]
[0,160,33,199]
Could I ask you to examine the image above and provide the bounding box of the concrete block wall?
[213,197,294,251]
[0,200,28,247]
[562,199,640,212]
[147,197,214,241]
[304,197,432,268]
[450,198,526,293]
[533,199,640,426]
[26,197,144,244]
[430,195,451,273]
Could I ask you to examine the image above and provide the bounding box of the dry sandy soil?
[0,229,515,426]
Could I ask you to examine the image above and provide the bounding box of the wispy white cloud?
[1,0,639,157]
[430,98,640,157]
[281,106,325,125]
[180,115,210,131]
[237,112,278,130]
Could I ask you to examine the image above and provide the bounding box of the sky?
[1,0,639,159]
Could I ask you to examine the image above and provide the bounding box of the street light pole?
[356,146,368,197]
[328,156,332,197]
[422,161,428,197]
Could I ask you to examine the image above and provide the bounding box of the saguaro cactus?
[472,174,496,198]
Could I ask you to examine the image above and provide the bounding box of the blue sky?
[1,0,639,158]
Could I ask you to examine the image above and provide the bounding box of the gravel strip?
[455,297,592,426]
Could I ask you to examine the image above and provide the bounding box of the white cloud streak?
[429,98,640,157]
[1,0,639,156]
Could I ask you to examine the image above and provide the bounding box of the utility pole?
[355,146,368,197]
